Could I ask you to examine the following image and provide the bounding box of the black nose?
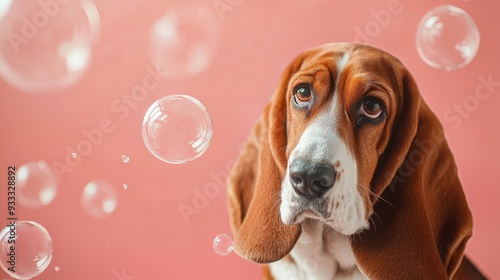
[289,159,337,198]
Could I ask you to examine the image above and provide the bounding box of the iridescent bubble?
[142,95,213,164]
[149,4,221,80]
[416,5,480,71]
[121,154,130,163]
[17,161,58,208]
[81,180,118,218]
[0,0,101,92]
[213,234,233,256]
[0,221,53,279]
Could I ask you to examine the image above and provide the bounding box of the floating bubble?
[149,4,221,79]
[81,180,118,218]
[17,161,58,208]
[416,5,480,71]
[0,221,53,279]
[142,95,213,164]
[71,152,78,159]
[121,154,130,163]
[122,184,128,190]
[0,0,101,92]
[213,234,233,256]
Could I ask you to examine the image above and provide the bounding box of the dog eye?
[293,85,313,104]
[359,97,383,119]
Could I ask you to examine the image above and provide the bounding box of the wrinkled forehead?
[297,43,404,86]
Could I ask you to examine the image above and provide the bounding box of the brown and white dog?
[227,43,487,279]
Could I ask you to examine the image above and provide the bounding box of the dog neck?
[269,219,367,280]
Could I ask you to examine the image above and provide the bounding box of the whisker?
[370,211,382,225]
[368,215,377,233]
[357,183,396,210]
[271,190,283,219]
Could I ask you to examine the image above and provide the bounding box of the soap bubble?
[81,180,118,218]
[121,154,130,163]
[213,234,233,256]
[17,161,58,208]
[142,95,213,164]
[149,4,221,79]
[122,184,128,190]
[0,221,53,279]
[0,0,101,92]
[416,5,480,71]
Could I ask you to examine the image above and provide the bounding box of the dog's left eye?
[293,85,313,104]
[358,97,384,119]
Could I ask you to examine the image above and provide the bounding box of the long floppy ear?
[352,68,473,279]
[227,63,302,263]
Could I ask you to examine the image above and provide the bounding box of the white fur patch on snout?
[280,84,367,236]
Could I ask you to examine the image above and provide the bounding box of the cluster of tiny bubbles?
[416,5,480,71]
[81,180,118,218]
[121,154,130,163]
[17,161,58,209]
[0,221,53,279]
[149,4,221,80]
[213,234,233,256]
[0,0,101,92]
[142,95,213,164]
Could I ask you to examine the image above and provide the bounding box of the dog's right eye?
[293,85,313,105]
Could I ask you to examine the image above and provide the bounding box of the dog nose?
[289,159,337,198]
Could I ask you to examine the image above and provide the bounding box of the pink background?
[1,0,498,279]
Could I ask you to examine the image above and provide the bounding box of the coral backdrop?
[0,0,498,279]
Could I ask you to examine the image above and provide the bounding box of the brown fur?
[227,43,486,279]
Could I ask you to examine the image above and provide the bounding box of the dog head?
[227,43,472,278]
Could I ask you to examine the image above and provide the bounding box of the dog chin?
[281,207,327,225]
[281,205,368,236]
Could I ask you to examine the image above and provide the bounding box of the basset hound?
[227,43,487,280]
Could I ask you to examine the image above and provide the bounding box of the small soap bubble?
[142,95,213,164]
[17,161,58,208]
[149,4,221,80]
[0,221,53,279]
[122,184,128,190]
[416,5,480,71]
[81,180,118,218]
[213,234,233,256]
[54,266,60,272]
[0,0,101,92]
[121,154,130,163]
[71,153,78,159]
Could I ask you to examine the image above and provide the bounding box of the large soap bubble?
[416,5,480,71]
[0,0,101,92]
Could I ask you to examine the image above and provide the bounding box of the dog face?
[227,43,474,279]
[280,45,402,235]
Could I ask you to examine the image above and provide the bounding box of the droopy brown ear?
[352,69,473,279]
[227,63,301,263]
